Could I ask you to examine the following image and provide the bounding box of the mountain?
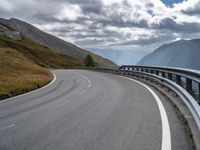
[0,22,81,99]
[0,18,116,68]
[137,39,200,70]
[89,48,148,65]
[0,30,83,68]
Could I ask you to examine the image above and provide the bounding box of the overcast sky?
[1,0,200,64]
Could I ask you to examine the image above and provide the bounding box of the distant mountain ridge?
[137,39,200,70]
[0,18,116,68]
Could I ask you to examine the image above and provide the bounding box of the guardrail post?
[155,71,159,75]
[162,72,165,77]
[176,75,181,85]
[198,84,200,104]
[168,73,172,80]
[186,78,192,94]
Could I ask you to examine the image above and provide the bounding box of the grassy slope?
[0,35,83,68]
[0,25,85,99]
[0,47,52,99]
[0,33,83,100]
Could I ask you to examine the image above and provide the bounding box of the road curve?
[0,70,193,150]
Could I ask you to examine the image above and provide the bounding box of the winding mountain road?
[0,70,193,150]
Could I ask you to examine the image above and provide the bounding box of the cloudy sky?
[1,0,200,64]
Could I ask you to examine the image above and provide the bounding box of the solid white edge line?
[121,76,171,150]
[0,70,57,103]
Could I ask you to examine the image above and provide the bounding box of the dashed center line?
[73,71,92,96]
[79,90,86,95]
[88,83,91,87]
[74,72,92,88]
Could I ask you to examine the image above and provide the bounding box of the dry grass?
[0,35,83,68]
[0,30,84,100]
[0,48,52,99]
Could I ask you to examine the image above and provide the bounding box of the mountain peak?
[0,18,117,68]
[137,38,200,70]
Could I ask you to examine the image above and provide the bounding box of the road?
[0,70,193,150]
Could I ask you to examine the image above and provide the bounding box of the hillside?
[0,47,52,99]
[0,18,117,68]
[137,39,200,70]
[0,33,83,68]
[0,22,84,100]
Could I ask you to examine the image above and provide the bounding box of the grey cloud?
[152,17,200,33]
[61,0,104,14]
[109,31,178,46]
[1,0,200,59]
[182,9,200,16]
[181,2,200,16]
[120,38,161,46]
[75,38,106,45]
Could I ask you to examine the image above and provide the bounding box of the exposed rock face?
[0,18,117,68]
[0,31,22,40]
[137,39,200,70]
[0,24,8,32]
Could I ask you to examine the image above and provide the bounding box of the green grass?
[0,47,52,99]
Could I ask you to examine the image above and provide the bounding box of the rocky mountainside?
[0,24,83,68]
[137,39,200,70]
[0,18,116,68]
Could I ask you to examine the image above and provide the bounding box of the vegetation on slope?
[0,25,85,100]
[0,34,83,68]
[0,18,117,68]
[0,23,87,100]
[84,54,96,67]
[0,47,52,100]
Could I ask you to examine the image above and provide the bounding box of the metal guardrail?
[119,65,200,104]
[93,66,200,131]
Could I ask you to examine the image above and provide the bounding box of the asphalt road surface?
[0,70,193,150]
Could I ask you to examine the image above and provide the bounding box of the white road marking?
[0,124,15,131]
[79,90,86,95]
[0,71,56,103]
[88,83,91,87]
[74,72,92,88]
[122,76,171,150]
